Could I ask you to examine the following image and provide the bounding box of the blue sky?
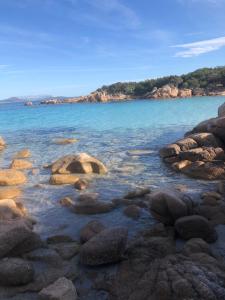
[0,0,225,99]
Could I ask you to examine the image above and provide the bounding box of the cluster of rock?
[160,102,225,179]
[146,85,192,99]
[40,92,129,105]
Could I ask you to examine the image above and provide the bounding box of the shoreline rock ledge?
[160,102,225,180]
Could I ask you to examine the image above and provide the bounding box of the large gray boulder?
[175,215,217,243]
[80,227,128,266]
[0,219,33,257]
[0,258,34,286]
[149,190,191,225]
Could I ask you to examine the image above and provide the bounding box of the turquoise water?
[0,96,224,238]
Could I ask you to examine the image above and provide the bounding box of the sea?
[0,96,224,239]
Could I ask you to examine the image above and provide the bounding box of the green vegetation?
[97,66,225,96]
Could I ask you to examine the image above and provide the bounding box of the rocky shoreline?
[1,103,225,299]
[37,85,225,105]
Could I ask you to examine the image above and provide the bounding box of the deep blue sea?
[0,96,224,238]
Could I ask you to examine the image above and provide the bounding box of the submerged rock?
[0,169,27,186]
[123,205,141,219]
[14,149,31,159]
[80,220,105,243]
[11,159,33,170]
[39,277,77,300]
[51,153,107,175]
[74,179,88,190]
[53,138,78,145]
[80,227,128,266]
[49,174,80,185]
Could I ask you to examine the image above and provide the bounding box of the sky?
[0,0,225,99]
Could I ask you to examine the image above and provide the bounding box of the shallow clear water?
[0,96,224,239]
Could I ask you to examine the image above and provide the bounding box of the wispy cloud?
[173,36,225,57]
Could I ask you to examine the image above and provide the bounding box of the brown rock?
[175,215,217,243]
[176,138,198,151]
[172,160,192,171]
[15,149,31,158]
[0,187,22,199]
[188,132,222,147]
[0,199,27,220]
[50,174,80,185]
[149,190,189,225]
[51,153,107,175]
[159,144,181,158]
[11,159,33,170]
[0,169,27,186]
[80,220,105,243]
[124,187,150,199]
[59,197,74,207]
[74,179,88,190]
[123,205,141,219]
[182,161,225,180]
[80,227,128,266]
[178,88,192,98]
[0,136,6,148]
[53,138,78,145]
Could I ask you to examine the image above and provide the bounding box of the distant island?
[39,66,225,105]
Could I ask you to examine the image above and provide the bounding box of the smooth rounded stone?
[159,144,181,158]
[0,169,27,186]
[72,199,114,215]
[0,219,33,257]
[0,199,27,220]
[80,220,105,243]
[172,160,192,171]
[149,190,189,225]
[39,277,77,300]
[74,179,88,190]
[175,215,217,243]
[77,192,98,202]
[51,153,107,175]
[182,161,225,180]
[0,136,6,147]
[49,174,80,185]
[123,205,141,220]
[25,248,63,266]
[49,242,80,260]
[14,149,31,159]
[176,138,198,151]
[123,187,150,199]
[10,159,33,170]
[53,138,78,145]
[182,238,211,256]
[188,132,222,147]
[0,187,22,199]
[80,227,128,266]
[0,258,34,286]
[196,204,225,226]
[8,232,43,256]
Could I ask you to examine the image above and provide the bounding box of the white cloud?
[173,36,225,57]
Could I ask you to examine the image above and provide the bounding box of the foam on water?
[0,97,224,238]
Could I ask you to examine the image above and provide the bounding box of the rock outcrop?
[51,153,107,175]
[160,103,225,180]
